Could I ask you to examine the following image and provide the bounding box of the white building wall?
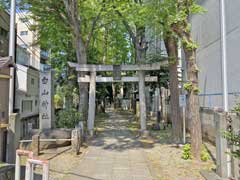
[15,64,39,119]
[191,0,240,109]
[16,13,41,70]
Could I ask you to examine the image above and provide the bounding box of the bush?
[54,94,63,109]
[182,144,210,161]
[56,108,81,128]
[201,145,210,161]
[182,144,192,160]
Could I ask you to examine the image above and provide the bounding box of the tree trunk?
[64,0,89,121]
[102,27,108,64]
[75,32,89,122]
[183,45,202,159]
[164,36,182,143]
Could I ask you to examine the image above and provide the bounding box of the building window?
[31,78,34,85]
[35,100,38,106]
[20,31,28,36]
[22,100,32,113]
[20,44,28,49]
[20,18,29,23]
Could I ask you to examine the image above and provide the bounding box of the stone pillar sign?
[39,70,54,130]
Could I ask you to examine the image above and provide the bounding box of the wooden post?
[88,71,96,136]
[215,112,228,178]
[138,70,147,133]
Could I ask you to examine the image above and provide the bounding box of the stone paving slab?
[62,110,154,180]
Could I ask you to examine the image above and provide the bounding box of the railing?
[20,139,73,143]
[15,149,50,180]
[19,129,81,156]
[16,129,82,179]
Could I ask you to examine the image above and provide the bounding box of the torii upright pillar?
[138,70,147,134]
[87,71,96,136]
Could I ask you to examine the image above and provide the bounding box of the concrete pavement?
[62,110,154,180]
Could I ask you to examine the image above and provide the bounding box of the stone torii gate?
[68,62,164,136]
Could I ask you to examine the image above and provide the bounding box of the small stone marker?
[71,129,81,155]
[39,70,54,130]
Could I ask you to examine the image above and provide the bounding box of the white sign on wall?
[39,70,54,129]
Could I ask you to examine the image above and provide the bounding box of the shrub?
[56,108,81,128]
[223,98,240,159]
[223,131,240,158]
[54,94,63,109]
[182,144,210,161]
[182,144,192,160]
[201,145,210,161]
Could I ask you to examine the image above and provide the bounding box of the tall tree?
[20,0,104,120]
[171,0,205,159]
[147,0,205,158]
[164,34,182,143]
[146,0,182,142]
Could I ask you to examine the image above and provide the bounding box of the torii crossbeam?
[68,61,167,136]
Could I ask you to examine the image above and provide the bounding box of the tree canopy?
[16,0,205,158]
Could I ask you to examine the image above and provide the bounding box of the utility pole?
[178,40,186,144]
[8,0,16,115]
[220,0,230,177]
[7,0,16,164]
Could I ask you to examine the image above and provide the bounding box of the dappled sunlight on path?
[62,109,155,180]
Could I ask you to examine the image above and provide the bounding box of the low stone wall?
[184,107,228,144]
[200,107,219,144]
[0,164,14,180]
[20,128,72,151]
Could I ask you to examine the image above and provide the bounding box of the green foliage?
[182,144,192,160]
[233,97,240,113]
[182,144,210,161]
[183,82,193,91]
[54,94,63,109]
[223,100,240,159]
[56,108,81,128]
[193,86,200,94]
[183,82,200,94]
[201,145,210,162]
[223,131,240,158]
[190,3,207,14]
[182,37,199,50]
[0,0,9,10]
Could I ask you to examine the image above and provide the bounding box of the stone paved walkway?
[62,110,155,180]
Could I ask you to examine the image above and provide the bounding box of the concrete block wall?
[200,108,217,144]
[198,108,240,178]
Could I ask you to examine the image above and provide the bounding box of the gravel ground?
[32,110,216,180]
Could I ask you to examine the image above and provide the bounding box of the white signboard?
[179,94,186,107]
[39,71,54,129]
